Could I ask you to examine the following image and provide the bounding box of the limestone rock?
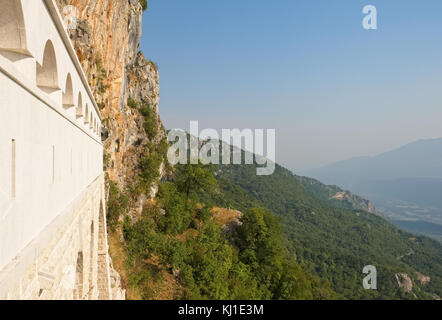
[395,273,413,293]
[416,272,431,285]
[56,0,166,189]
[55,0,169,300]
[330,191,383,217]
[109,262,125,300]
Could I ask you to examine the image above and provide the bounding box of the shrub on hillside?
[107,181,128,230]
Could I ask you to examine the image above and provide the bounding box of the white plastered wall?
[0,0,103,272]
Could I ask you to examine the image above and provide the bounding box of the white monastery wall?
[0,0,123,300]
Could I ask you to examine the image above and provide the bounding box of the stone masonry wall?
[0,174,124,300]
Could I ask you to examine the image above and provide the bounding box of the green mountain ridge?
[295,175,384,218]
[198,148,442,299]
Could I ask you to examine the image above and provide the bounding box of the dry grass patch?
[211,207,241,227]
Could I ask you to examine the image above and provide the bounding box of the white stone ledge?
[0,54,102,146]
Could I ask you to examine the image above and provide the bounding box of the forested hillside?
[107,137,442,300]
[209,160,442,299]
[107,162,335,299]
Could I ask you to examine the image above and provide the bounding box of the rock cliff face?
[55,0,165,189]
[329,191,382,217]
[394,273,414,295]
[55,0,168,299]
[296,176,384,217]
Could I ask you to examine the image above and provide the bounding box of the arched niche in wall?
[88,220,94,299]
[76,92,83,118]
[63,73,74,108]
[74,251,84,300]
[97,201,110,299]
[36,40,59,90]
[0,0,29,54]
[84,104,89,125]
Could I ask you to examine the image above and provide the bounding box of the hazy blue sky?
[140,0,442,171]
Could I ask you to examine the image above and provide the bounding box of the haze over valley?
[302,138,442,241]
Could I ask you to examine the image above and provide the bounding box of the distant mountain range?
[302,138,442,241]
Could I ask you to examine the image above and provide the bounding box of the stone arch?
[76,92,83,118]
[84,104,89,124]
[36,40,59,89]
[0,0,28,53]
[62,73,74,107]
[74,251,84,300]
[89,220,94,298]
[97,201,110,300]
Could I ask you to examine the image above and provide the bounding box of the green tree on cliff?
[175,162,217,201]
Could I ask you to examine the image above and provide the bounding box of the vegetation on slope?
[139,0,148,12]
[107,162,334,299]
[106,128,442,300]
[210,161,442,299]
